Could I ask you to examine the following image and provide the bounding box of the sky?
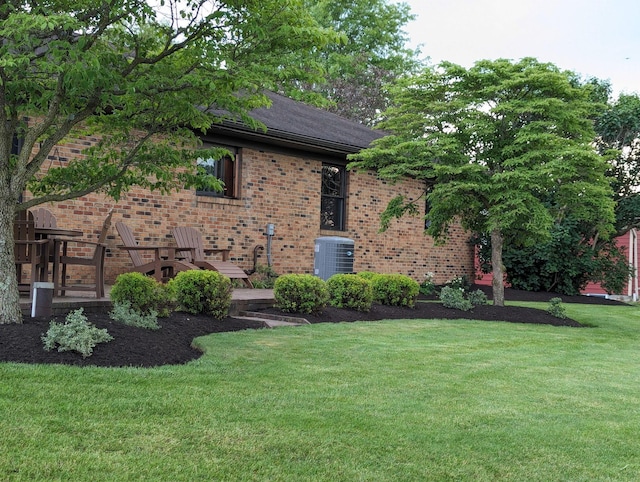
[401,0,640,98]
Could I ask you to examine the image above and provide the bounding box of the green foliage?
[295,0,422,125]
[595,245,633,295]
[486,218,633,296]
[445,275,470,291]
[419,272,436,296]
[356,271,379,281]
[370,273,419,308]
[250,264,279,289]
[439,287,473,311]
[168,270,232,320]
[467,289,489,307]
[0,0,340,323]
[274,274,329,314]
[439,286,487,311]
[357,272,420,307]
[547,297,568,319]
[350,58,616,305]
[595,93,640,235]
[110,272,170,317]
[109,301,160,331]
[326,274,373,312]
[614,194,640,236]
[42,308,113,358]
[379,194,421,231]
[3,1,336,206]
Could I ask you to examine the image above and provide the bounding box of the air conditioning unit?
[314,236,355,280]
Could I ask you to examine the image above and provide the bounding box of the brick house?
[31,91,475,286]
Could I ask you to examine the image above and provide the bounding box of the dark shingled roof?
[208,91,385,157]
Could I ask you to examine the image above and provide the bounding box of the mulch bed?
[0,285,628,368]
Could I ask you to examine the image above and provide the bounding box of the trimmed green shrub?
[467,289,488,307]
[168,270,232,319]
[326,274,373,312]
[439,286,473,311]
[547,297,567,319]
[42,308,113,358]
[370,273,420,308]
[110,272,171,317]
[109,301,160,330]
[439,286,488,311]
[356,271,379,281]
[274,274,329,314]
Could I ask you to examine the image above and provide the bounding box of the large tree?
[350,58,615,306]
[596,93,640,234]
[0,0,337,324]
[293,0,422,126]
[482,91,640,296]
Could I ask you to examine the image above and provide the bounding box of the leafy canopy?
[595,93,640,234]
[293,0,423,125]
[350,58,615,304]
[0,0,338,324]
[0,0,337,209]
[491,90,640,296]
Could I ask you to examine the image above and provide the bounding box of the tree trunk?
[491,228,505,307]
[0,203,23,324]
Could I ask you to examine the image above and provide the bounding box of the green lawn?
[1,302,639,481]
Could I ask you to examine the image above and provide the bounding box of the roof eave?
[208,122,375,156]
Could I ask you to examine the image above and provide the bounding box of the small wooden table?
[35,228,84,292]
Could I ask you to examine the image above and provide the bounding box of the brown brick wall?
[27,143,475,287]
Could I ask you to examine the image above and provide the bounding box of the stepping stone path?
[232,311,310,328]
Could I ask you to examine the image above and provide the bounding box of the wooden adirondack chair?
[32,207,59,267]
[53,209,114,297]
[32,207,57,229]
[171,226,253,287]
[14,211,49,295]
[116,222,198,282]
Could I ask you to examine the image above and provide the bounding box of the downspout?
[631,229,638,301]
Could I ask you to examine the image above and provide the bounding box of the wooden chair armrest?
[56,239,104,247]
[117,245,181,261]
[117,245,162,259]
[169,247,197,261]
[202,248,230,253]
[202,248,231,261]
